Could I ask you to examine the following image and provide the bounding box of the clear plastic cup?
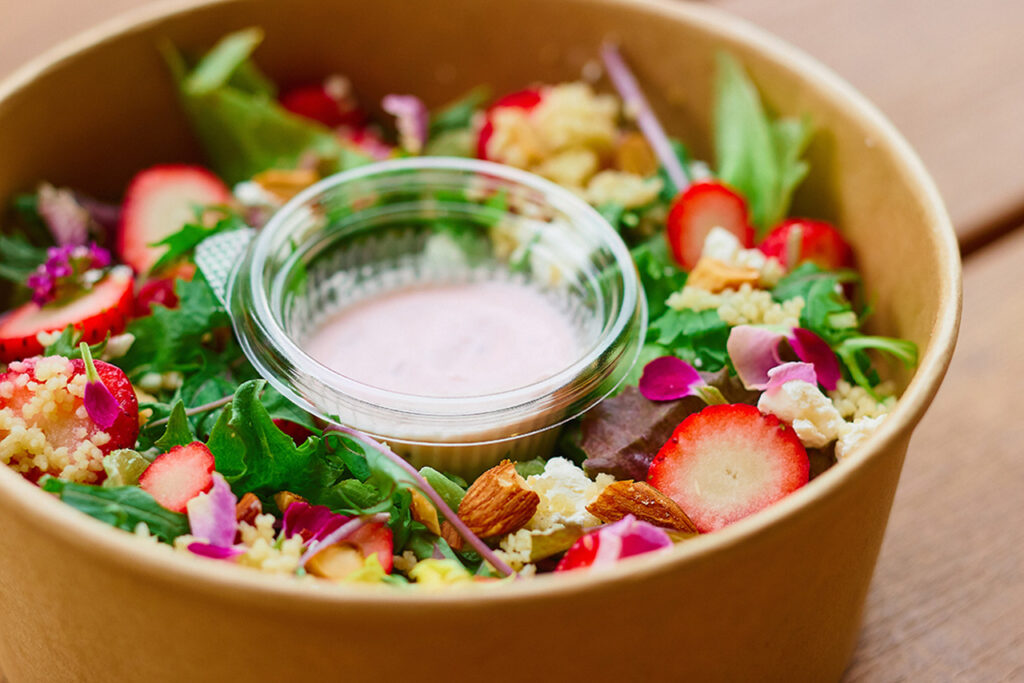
[209,158,646,476]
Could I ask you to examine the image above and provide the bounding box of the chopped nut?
[409,488,441,535]
[252,168,320,202]
[687,257,761,294]
[586,480,698,534]
[235,492,262,525]
[274,491,307,513]
[440,521,463,552]
[457,460,540,538]
[615,131,659,176]
[306,544,364,580]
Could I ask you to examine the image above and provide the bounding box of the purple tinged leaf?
[80,342,120,430]
[187,542,246,560]
[186,473,238,548]
[638,356,705,401]
[382,94,429,154]
[728,325,786,390]
[788,328,841,391]
[762,362,818,397]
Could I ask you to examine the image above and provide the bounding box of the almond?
[615,131,659,177]
[274,490,307,513]
[586,480,698,534]
[252,168,320,202]
[687,257,760,294]
[457,460,539,538]
[235,492,262,525]
[440,521,463,552]
[409,488,441,536]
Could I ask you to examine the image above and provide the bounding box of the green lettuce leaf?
[648,307,730,372]
[41,478,189,543]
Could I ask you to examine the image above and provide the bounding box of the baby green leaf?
[41,478,189,543]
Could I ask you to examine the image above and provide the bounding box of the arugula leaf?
[153,400,197,451]
[43,325,108,360]
[428,86,489,136]
[41,478,189,543]
[631,235,688,320]
[206,380,320,497]
[714,52,813,235]
[162,28,369,184]
[649,308,730,371]
[0,233,46,285]
[149,213,246,274]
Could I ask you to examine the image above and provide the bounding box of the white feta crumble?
[835,415,886,461]
[701,226,785,287]
[523,457,613,531]
[757,380,845,449]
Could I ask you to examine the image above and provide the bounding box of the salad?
[0,28,916,586]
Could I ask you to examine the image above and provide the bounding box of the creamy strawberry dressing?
[303,281,580,397]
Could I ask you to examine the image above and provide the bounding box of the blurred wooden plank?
[710,0,1024,247]
[843,228,1024,681]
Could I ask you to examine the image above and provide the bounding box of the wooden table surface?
[1,1,1022,681]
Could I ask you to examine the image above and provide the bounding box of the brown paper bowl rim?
[0,0,962,607]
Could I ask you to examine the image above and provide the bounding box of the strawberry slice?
[346,521,394,573]
[476,88,543,160]
[758,218,854,270]
[280,79,365,129]
[117,164,232,274]
[666,181,754,271]
[138,442,216,513]
[647,404,809,533]
[0,355,139,483]
[0,268,133,363]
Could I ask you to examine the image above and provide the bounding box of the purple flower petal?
[638,356,704,401]
[762,362,818,397]
[590,515,672,568]
[282,501,352,545]
[186,473,238,548]
[187,542,245,560]
[381,94,428,154]
[37,184,91,246]
[788,328,841,391]
[84,379,121,429]
[727,325,787,390]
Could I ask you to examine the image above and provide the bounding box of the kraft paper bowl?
[0,0,961,681]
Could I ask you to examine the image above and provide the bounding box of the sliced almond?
[440,521,463,553]
[274,490,307,513]
[687,257,760,294]
[457,460,539,538]
[252,168,320,202]
[586,480,698,534]
[615,131,659,177]
[409,488,441,536]
[235,492,262,525]
[306,544,365,580]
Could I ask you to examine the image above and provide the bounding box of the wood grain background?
[1,1,1022,681]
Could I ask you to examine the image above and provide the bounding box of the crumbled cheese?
[524,457,613,531]
[100,333,136,361]
[701,226,785,287]
[534,148,600,189]
[835,415,886,461]
[757,380,845,448]
[233,180,282,208]
[585,170,663,208]
[829,380,897,421]
[667,283,804,328]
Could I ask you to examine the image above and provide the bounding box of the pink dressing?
[304,281,580,397]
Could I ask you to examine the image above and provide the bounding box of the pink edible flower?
[79,342,120,430]
[186,473,238,548]
[29,242,113,306]
[556,515,672,572]
[381,94,429,154]
[37,183,91,247]
[727,325,840,391]
[638,356,726,405]
[282,501,351,544]
[762,362,819,397]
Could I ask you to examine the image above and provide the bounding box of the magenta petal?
[282,501,351,544]
[590,515,672,568]
[187,542,245,560]
[84,381,121,429]
[638,356,704,401]
[727,325,786,390]
[381,94,428,154]
[763,362,818,397]
[186,473,238,548]
[788,328,841,391]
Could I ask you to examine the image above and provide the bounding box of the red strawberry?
[135,263,196,317]
[280,78,365,129]
[758,218,854,270]
[666,181,754,271]
[117,165,232,274]
[647,404,809,533]
[0,355,139,483]
[138,442,216,513]
[0,268,133,363]
[476,88,543,160]
[346,521,394,573]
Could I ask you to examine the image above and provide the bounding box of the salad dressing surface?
[304,281,579,397]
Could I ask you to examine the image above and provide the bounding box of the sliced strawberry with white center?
[139,442,216,513]
[647,404,809,532]
[666,181,754,271]
[117,164,232,274]
[0,268,133,362]
[758,218,854,270]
